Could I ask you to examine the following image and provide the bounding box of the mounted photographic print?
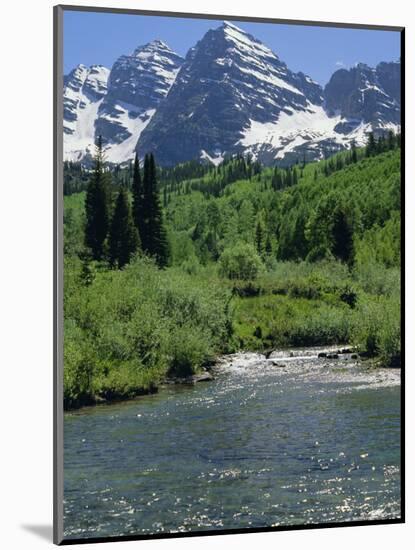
[53,4,404,544]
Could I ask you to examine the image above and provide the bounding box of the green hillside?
[63,139,401,409]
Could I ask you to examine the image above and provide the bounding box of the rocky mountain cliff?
[95,40,183,163]
[324,61,400,136]
[138,22,327,166]
[64,41,183,163]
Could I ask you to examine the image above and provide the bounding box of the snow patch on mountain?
[239,105,400,162]
[102,107,156,163]
[346,120,400,146]
[200,149,225,166]
[238,106,341,159]
[63,64,110,162]
[64,98,104,162]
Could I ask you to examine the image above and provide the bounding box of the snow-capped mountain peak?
[220,20,279,62]
[133,39,174,56]
[137,21,325,165]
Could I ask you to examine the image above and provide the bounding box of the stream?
[63,347,401,540]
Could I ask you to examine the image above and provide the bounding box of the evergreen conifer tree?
[84,136,110,260]
[148,154,170,267]
[205,231,219,261]
[336,155,344,171]
[265,234,273,256]
[292,168,298,186]
[132,153,146,247]
[366,132,377,157]
[332,207,354,264]
[79,251,96,286]
[387,130,396,151]
[396,132,401,148]
[109,186,140,268]
[255,218,264,255]
[351,141,358,163]
[377,135,386,154]
[139,153,170,267]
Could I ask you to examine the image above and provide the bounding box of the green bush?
[287,273,329,299]
[166,325,213,378]
[64,256,233,408]
[351,295,401,363]
[63,320,96,408]
[339,285,358,308]
[219,243,264,280]
[233,294,353,350]
[95,361,158,401]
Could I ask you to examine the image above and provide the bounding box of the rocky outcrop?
[324,61,401,134]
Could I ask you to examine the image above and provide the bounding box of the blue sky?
[63,10,400,85]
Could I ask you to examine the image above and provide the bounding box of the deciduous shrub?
[219,243,264,280]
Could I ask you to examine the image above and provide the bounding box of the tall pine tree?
[84,136,110,260]
[140,153,170,267]
[132,153,146,248]
[265,234,273,256]
[332,207,354,264]
[148,154,170,267]
[109,186,140,268]
[387,130,396,151]
[366,132,377,157]
[255,218,265,255]
[351,141,358,163]
[141,154,152,254]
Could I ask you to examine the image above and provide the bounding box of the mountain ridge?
[63,22,401,166]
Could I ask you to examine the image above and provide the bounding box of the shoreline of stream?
[64,345,400,413]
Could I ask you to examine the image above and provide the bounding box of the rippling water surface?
[64,350,401,540]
